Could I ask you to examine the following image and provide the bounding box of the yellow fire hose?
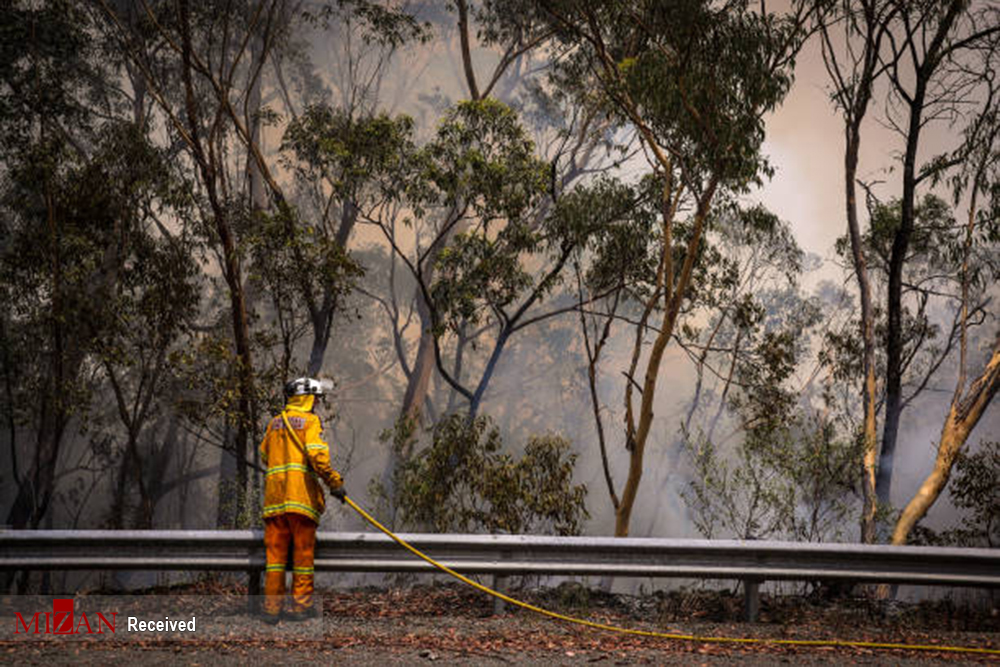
[344,496,1000,657]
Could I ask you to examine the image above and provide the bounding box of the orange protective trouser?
[263,513,317,616]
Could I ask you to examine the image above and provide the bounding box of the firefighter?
[259,377,345,623]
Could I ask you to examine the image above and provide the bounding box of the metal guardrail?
[3,530,998,585]
[3,530,998,620]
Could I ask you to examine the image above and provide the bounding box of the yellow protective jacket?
[259,395,343,523]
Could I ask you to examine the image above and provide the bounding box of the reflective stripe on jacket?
[259,395,343,523]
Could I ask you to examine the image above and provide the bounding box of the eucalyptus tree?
[265,2,584,523]
[388,0,562,445]
[96,168,202,529]
[265,0,428,378]
[576,189,824,536]
[891,59,1000,545]
[874,0,1000,518]
[392,413,589,535]
[264,105,413,376]
[93,0,414,518]
[815,0,897,542]
[1,121,201,530]
[676,205,808,442]
[92,0,281,510]
[0,0,129,531]
[539,0,808,536]
[371,99,618,421]
[680,275,857,545]
[817,0,1000,541]
[350,0,615,495]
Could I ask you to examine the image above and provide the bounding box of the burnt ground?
[4,581,998,665]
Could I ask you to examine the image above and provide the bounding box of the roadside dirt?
[4,582,998,665]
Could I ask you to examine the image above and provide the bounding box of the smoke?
[5,3,996,565]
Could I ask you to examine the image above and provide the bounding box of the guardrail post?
[248,568,261,614]
[491,550,512,615]
[743,577,761,622]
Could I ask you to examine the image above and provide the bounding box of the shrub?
[390,413,588,535]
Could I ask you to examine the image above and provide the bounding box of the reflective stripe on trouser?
[263,513,318,615]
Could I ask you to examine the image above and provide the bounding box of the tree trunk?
[179,0,254,520]
[845,130,880,544]
[892,120,998,545]
[467,329,510,421]
[878,0,964,517]
[879,102,923,513]
[400,293,437,433]
[379,288,436,523]
[579,289,620,511]
[614,181,717,537]
[306,203,359,376]
[215,423,237,528]
[614,297,678,536]
[244,15,268,501]
[5,413,68,529]
[819,0,893,543]
[247,31,268,215]
[891,342,1000,545]
[456,0,481,101]
[4,174,110,530]
[386,216,462,481]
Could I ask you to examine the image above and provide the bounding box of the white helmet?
[284,377,333,398]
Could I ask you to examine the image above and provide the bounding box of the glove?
[329,485,347,504]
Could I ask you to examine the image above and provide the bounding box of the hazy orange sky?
[758,36,972,272]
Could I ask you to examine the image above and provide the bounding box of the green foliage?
[247,206,365,318]
[420,100,554,333]
[171,325,286,439]
[432,231,535,329]
[827,193,1000,396]
[172,334,244,423]
[680,267,855,542]
[475,0,549,50]
[390,414,588,536]
[422,99,549,220]
[302,0,430,47]
[1,121,192,421]
[682,415,859,542]
[91,127,201,360]
[833,192,1000,293]
[925,441,1000,548]
[728,292,819,431]
[577,177,659,298]
[622,5,793,186]
[547,1,802,191]
[0,1,100,150]
[863,195,965,281]
[281,105,416,203]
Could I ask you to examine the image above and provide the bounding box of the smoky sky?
[290,6,1000,541]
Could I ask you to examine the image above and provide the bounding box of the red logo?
[14,599,116,635]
